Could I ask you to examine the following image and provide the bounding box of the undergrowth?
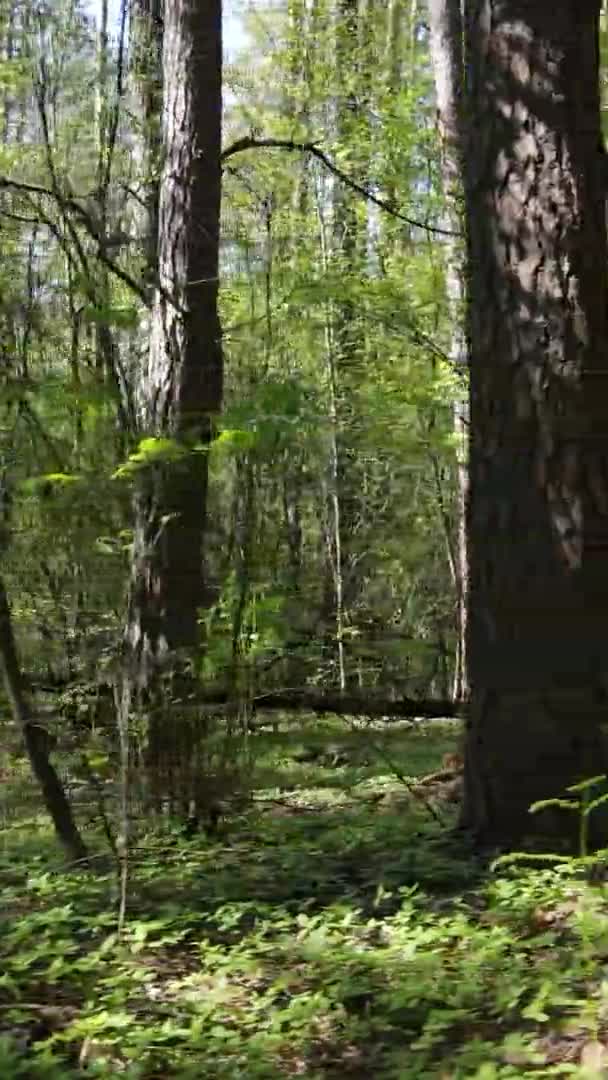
[2,717,608,1078]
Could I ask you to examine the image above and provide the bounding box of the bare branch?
[0,174,149,306]
[221,136,462,239]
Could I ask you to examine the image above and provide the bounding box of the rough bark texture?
[427,0,469,702]
[463,0,608,845]
[126,0,223,687]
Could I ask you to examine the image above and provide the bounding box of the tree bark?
[427,0,469,703]
[93,0,119,391]
[129,0,163,283]
[0,575,88,865]
[126,0,223,688]
[463,0,608,846]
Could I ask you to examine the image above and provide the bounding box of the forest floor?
[1,716,608,1078]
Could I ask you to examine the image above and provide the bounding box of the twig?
[0,174,149,307]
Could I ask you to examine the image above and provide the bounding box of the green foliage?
[113,437,191,479]
[0,1,607,1076]
[0,0,462,702]
[22,473,82,496]
[2,723,608,1078]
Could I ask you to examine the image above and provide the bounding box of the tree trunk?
[123,0,223,819]
[129,0,163,284]
[427,0,469,702]
[126,0,223,688]
[463,0,608,846]
[94,0,119,391]
[323,0,371,685]
[0,575,88,865]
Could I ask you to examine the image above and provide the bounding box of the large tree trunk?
[463,0,608,846]
[126,0,223,685]
[427,0,469,703]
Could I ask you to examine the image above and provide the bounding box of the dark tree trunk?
[126,0,223,689]
[0,576,88,865]
[463,1,608,846]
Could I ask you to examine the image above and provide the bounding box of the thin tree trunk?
[0,575,88,864]
[427,0,468,703]
[318,0,372,686]
[463,0,608,847]
[230,453,256,710]
[317,192,347,691]
[94,0,114,382]
[386,0,402,84]
[129,0,163,285]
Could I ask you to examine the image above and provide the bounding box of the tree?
[427,0,468,702]
[215,0,456,702]
[0,0,469,844]
[323,0,371,690]
[129,0,163,283]
[125,0,223,691]
[462,0,608,844]
[0,573,87,864]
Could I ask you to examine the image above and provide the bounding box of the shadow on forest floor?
[130,715,471,908]
[2,716,602,1078]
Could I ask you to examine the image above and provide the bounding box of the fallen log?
[217,688,466,722]
[29,678,466,724]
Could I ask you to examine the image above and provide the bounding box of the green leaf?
[567,775,607,794]
[529,798,578,814]
[112,436,187,478]
[213,428,257,452]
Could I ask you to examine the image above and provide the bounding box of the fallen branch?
[251,688,463,720]
[202,687,465,722]
[29,677,466,724]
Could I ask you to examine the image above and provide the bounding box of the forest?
[2,0,608,1076]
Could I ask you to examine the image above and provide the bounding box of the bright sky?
[86,1,247,56]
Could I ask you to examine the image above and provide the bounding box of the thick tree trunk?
[0,576,88,864]
[123,1,223,820]
[463,1,608,846]
[126,0,223,687]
